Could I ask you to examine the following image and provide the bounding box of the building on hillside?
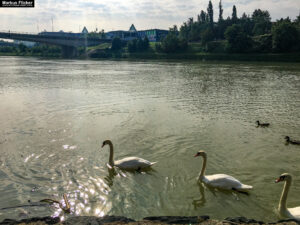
[138,29,168,42]
[106,24,139,41]
[106,24,168,42]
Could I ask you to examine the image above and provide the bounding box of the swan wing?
[203,174,252,191]
[288,207,300,221]
[115,157,154,170]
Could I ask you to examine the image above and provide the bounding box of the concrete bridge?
[0,31,112,57]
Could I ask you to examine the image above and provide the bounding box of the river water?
[0,56,299,222]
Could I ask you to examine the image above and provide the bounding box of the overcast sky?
[0,0,299,33]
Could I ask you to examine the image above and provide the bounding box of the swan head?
[256,120,260,125]
[194,150,207,158]
[102,140,112,148]
[285,136,290,141]
[275,173,291,183]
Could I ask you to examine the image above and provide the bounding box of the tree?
[295,12,300,24]
[160,26,187,53]
[225,24,252,52]
[272,21,299,52]
[18,43,27,53]
[252,9,271,35]
[100,29,106,39]
[111,37,123,51]
[240,13,254,36]
[199,10,207,24]
[207,1,214,24]
[232,5,237,23]
[201,27,214,45]
[179,22,189,40]
[127,39,137,52]
[218,0,223,22]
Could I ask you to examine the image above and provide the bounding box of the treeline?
[0,43,61,57]
[157,0,300,53]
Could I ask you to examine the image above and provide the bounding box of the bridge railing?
[0,30,39,35]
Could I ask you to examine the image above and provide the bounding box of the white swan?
[101,140,156,171]
[275,173,300,221]
[194,151,252,191]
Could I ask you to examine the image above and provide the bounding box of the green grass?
[87,43,111,51]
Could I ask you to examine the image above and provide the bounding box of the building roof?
[129,24,137,32]
[82,26,88,34]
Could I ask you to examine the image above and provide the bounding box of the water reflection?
[192,183,206,209]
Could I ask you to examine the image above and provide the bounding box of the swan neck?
[199,154,207,180]
[108,142,114,167]
[279,177,292,211]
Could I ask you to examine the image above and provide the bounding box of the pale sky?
[0,0,299,33]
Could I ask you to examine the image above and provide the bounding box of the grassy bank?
[87,42,300,62]
[1,42,300,62]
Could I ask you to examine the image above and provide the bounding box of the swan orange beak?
[194,154,199,157]
[101,143,105,148]
[275,177,282,183]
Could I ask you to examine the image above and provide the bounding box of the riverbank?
[1,215,299,225]
[1,48,300,62]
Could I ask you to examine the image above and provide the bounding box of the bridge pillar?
[61,46,78,58]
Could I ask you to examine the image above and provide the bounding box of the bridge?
[0,31,112,57]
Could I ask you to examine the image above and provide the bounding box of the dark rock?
[277,219,300,224]
[143,216,210,224]
[224,216,264,224]
[0,216,60,225]
[63,215,135,225]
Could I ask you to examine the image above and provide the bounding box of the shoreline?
[1,52,300,63]
[1,215,299,225]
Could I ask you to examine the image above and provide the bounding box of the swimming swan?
[101,140,156,171]
[194,151,252,191]
[275,173,300,221]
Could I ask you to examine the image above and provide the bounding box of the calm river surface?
[0,56,300,222]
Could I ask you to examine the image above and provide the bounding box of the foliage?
[0,46,16,53]
[218,0,223,22]
[272,20,299,52]
[207,1,214,24]
[252,9,271,35]
[111,37,123,51]
[225,24,252,53]
[232,5,237,23]
[158,26,187,53]
[18,43,28,53]
[252,34,272,53]
[127,37,149,53]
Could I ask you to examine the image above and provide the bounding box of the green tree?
[111,37,123,51]
[160,26,187,53]
[232,5,237,23]
[127,39,137,52]
[207,1,214,24]
[294,12,300,24]
[225,24,252,52]
[179,22,189,40]
[240,13,254,36]
[252,9,271,35]
[218,0,223,22]
[18,43,27,53]
[100,29,106,39]
[272,21,299,52]
[201,27,214,45]
[199,10,207,24]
